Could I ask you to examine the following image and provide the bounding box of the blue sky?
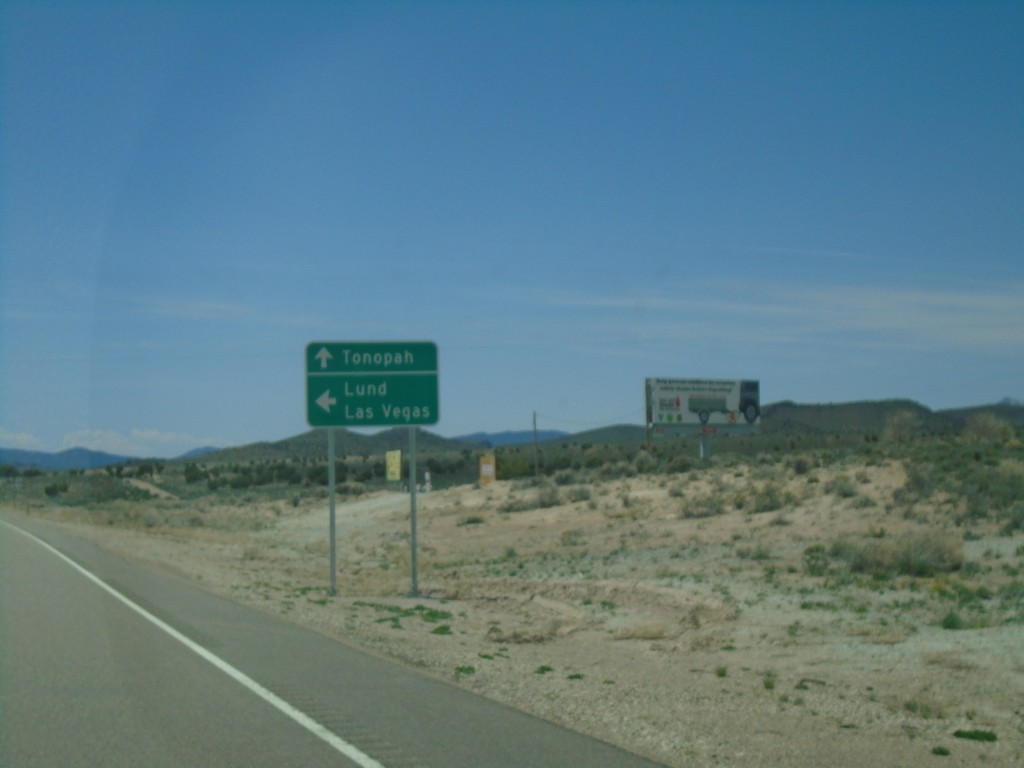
[2,1,1022,457]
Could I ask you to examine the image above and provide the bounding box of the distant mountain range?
[2,399,1021,471]
[0,445,221,472]
[0,447,136,472]
[176,446,221,460]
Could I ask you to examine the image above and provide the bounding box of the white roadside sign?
[647,378,761,428]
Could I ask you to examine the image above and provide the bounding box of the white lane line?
[1,520,387,768]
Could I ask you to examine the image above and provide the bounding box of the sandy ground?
[23,462,1024,767]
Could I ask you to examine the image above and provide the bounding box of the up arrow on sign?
[314,346,333,369]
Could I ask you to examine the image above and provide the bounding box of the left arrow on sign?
[316,390,337,413]
[315,347,333,369]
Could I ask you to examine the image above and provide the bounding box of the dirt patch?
[33,462,1024,767]
[125,478,179,500]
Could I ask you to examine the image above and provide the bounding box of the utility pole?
[532,411,540,479]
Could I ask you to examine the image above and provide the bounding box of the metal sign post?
[409,427,418,597]
[327,428,337,595]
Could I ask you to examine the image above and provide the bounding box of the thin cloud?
[786,285,1024,349]
[0,427,46,450]
[532,282,1024,352]
[60,428,219,457]
[137,296,324,328]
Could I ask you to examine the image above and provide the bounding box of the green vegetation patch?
[352,601,454,629]
[953,729,997,742]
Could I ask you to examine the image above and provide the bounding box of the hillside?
[762,399,1023,436]
[552,424,646,446]
[455,430,569,447]
[5,400,1020,472]
[196,427,480,465]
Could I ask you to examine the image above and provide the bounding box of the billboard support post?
[644,381,652,451]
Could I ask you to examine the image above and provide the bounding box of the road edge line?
[0,519,387,768]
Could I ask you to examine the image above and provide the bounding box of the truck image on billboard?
[647,378,760,427]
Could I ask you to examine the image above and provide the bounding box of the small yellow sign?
[386,450,402,482]
[479,454,496,485]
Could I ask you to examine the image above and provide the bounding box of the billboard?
[647,378,760,428]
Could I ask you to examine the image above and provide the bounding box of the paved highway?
[0,513,666,767]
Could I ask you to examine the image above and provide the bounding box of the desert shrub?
[953,729,997,742]
[501,484,560,512]
[602,460,636,480]
[941,611,965,630]
[830,532,963,577]
[552,469,578,486]
[44,482,69,497]
[736,543,772,561]
[559,528,585,546]
[539,451,572,476]
[583,446,613,469]
[791,457,812,475]
[496,448,531,480]
[895,462,938,504]
[962,413,1015,444]
[883,410,923,443]
[667,456,694,474]
[568,486,591,503]
[825,473,858,498]
[536,484,561,508]
[134,463,156,479]
[804,544,829,576]
[353,466,375,483]
[752,482,785,513]
[634,451,658,475]
[683,495,725,519]
[183,463,206,483]
[959,463,1024,522]
[1001,504,1024,536]
[305,462,348,486]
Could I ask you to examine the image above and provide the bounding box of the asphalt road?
[0,512,667,768]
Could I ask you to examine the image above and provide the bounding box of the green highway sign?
[305,341,439,427]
